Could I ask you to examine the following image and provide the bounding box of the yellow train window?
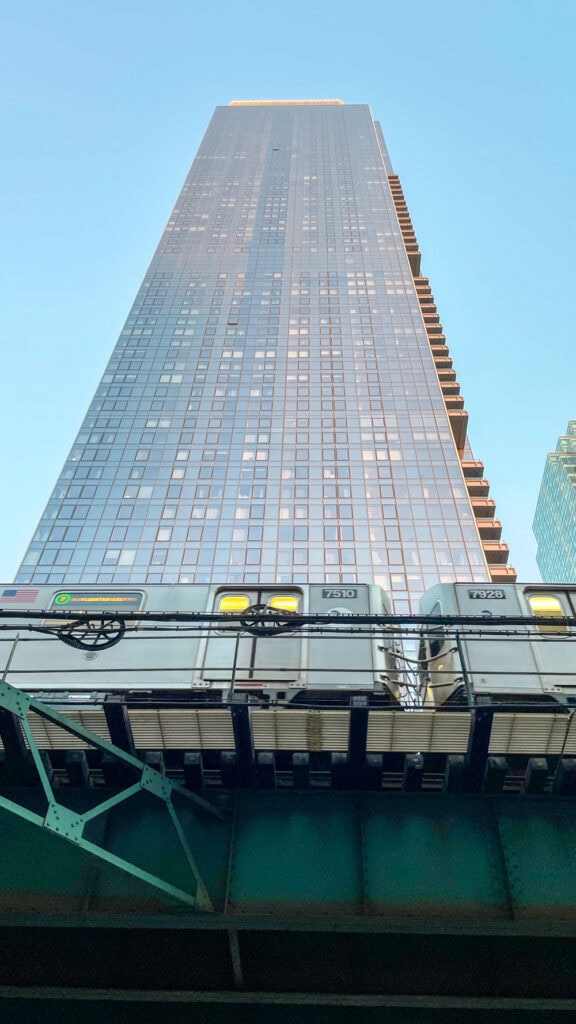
[219,594,251,613]
[269,594,299,612]
[527,594,567,634]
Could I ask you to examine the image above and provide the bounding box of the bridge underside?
[0,788,576,1022]
[0,687,575,1021]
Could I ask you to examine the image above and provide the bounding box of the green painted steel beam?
[1,675,576,927]
[2,772,576,925]
[0,679,227,910]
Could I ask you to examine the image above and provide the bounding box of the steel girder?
[2,681,576,1018]
[1,672,576,922]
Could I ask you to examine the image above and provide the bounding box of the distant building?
[534,422,576,582]
[16,101,514,610]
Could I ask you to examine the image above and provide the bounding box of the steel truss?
[0,678,224,910]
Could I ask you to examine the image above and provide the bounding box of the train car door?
[524,588,576,697]
[200,588,304,690]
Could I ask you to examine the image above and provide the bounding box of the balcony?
[448,409,468,451]
[407,252,421,275]
[444,395,465,410]
[471,498,497,518]
[465,478,490,497]
[461,460,485,478]
[489,564,518,582]
[483,542,510,565]
[433,356,453,370]
[476,519,503,540]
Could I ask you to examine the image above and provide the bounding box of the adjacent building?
[16,100,514,610]
[533,421,576,582]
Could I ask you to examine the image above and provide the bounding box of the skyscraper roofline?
[228,99,345,106]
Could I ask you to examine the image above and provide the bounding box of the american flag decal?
[1,589,40,603]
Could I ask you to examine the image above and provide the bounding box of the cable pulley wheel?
[57,617,126,651]
[239,604,303,637]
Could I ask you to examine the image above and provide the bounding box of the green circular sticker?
[54,593,72,605]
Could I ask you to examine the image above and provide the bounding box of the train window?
[269,594,299,612]
[429,633,444,658]
[427,602,444,657]
[219,594,251,613]
[527,594,567,634]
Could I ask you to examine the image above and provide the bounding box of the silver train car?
[0,583,400,704]
[418,583,576,707]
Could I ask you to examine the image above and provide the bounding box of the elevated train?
[0,583,400,704]
[418,583,576,708]
[1,582,575,710]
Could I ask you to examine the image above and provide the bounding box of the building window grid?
[18,104,490,605]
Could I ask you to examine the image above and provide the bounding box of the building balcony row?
[388,174,421,276]
[389,178,516,583]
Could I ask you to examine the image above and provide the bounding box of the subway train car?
[418,583,576,708]
[0,583,400,704]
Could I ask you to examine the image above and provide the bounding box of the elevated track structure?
[0,604,575,1022]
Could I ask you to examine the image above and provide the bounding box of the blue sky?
[1,0,575,582]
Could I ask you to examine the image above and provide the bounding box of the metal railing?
[0,609,574,713]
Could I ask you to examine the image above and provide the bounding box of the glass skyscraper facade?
[533,421,576,582]
[16,100,514,611]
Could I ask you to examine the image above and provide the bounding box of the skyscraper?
[533,421,576,582]
[16,101,514,611]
